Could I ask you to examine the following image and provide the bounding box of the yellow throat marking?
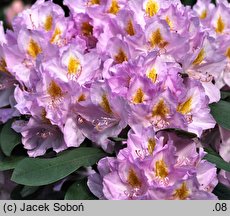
[145,0,159,17]
[27,39,42,58]
[155,159,168,179]
[177,97,192,115]
[132,88,145,104]
[44,15,53,31]
[127,169,142,188]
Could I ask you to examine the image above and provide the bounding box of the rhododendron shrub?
[0,0,230,200]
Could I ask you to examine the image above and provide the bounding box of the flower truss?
[0,0,230,200]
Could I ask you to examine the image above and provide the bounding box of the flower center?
[148,138,156,154]
[114,48,128,64]
[145,0,159,17]
[155,159,168,179]
[68,56,81,76]
[126,20,135,36]
[47,80,63,100]
[81,22,93,36]
[100,94,113,114]
[50,27,62,44]
[215,16,225,34]
[77,94,86,102]
[177,97,192,115]
[192,48,205,65]
[147,68,157,83]
[108,0,120,15]
[200,10,207,19]
[27,39,42,58]
[173,182,189,200]
[44,15,53,31]
[165,16,173,30]
[225,47,230,59]
[0,58,10,74]
[152,99,169,118]
[149,28,168,48]
[132,88,145,104]
[127,169,142,188]
[89,0,100,5]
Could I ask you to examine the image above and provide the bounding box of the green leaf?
[204,153,230,172]
[221,91,230,100]
[65,179,97,200]
[0,156,25,171]
[0,120,21,156]
[157,128,197,138]
[108,137,127,142]
[20,186,39,198]
[204,147,220,157]
[11,147,106,186]
[213,183,230,200]
[210,100,230,130]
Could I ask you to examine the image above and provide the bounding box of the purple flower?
[88,126,218,200]
[12,116,67,157]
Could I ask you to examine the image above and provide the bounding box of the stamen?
[36,129,53,139]
[92,117,117,131]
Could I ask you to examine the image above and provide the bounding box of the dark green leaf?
[204,147,220,157]
[0,156,25,171]
[65,179,97,200]
[221,91,230,100]
[204,154,230,172]
[20,186,39,198]
[11,147,106,186]
[210,100,230,130]
[108,137,127,142]
[157,128,197,138]
[213,183,230,200]
[0,120,21,156]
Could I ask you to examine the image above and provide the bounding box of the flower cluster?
[88,127,218,200]
[0,0,229,199]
